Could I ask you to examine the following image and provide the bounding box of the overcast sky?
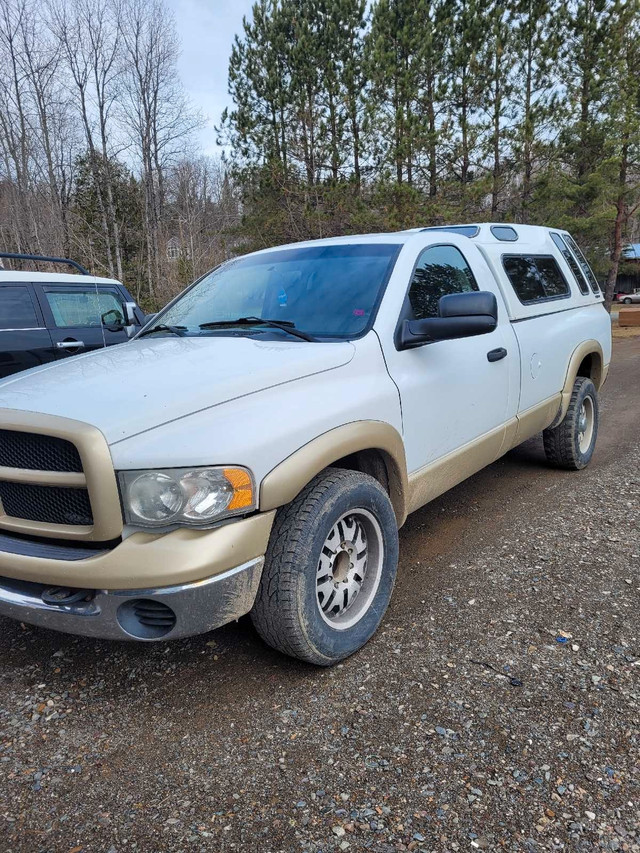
[166,0,255,155]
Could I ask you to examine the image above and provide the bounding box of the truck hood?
[0,336,355,444]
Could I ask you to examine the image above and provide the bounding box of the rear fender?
[550,340,606,427]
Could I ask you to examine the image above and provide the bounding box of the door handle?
[487,347,507,362]
[56,340,85,349]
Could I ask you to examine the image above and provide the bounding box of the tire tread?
[251,468,393,665]
[543,376,597,470]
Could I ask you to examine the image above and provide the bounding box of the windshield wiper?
[199,316,316,342]
[137,323,187,338]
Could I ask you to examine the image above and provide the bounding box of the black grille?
[0,429,82,472]
[0,482,93,525]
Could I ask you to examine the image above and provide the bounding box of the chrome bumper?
[0,557,264,641]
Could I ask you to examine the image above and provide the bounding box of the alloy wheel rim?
[315,509,384,630]
[578,395,595,454]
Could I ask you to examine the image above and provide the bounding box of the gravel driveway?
[1,338,639,853]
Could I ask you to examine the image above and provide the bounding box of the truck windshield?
[157,244,401,340]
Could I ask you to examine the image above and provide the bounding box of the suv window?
[408,245,479,319]
[44,288,124,328]
[550,233,590,295]
[503,255,570,304]
[0,286,39,330]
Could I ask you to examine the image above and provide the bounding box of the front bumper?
[0,511,276,589]
[0,557,264,641]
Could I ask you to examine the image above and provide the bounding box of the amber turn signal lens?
[224,467,254,510]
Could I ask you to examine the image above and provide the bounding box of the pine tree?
[416,0,448,197]
[367,0,436,186]
[480,0,513,214]
[317,0,367,185]
[222,0,292,174]
[443,0,488,197]
[602,0,640,307]
[560,0,610,204]
[340,0,368,187]
[287,0,324,184]
[510,0,560,219]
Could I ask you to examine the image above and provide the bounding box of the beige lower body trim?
[406,395,561,516]
[0,510,276,590]
[406,422,512,514]
[510,394,561,447]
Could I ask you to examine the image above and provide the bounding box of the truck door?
[380,240,519,475]
[0,283,55,378]
[36,284,130,359]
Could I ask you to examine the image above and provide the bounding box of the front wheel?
[623,297,632,304]
[251,468,399,665]
[543,376,599,470]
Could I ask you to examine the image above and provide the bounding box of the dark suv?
[0,253,146,379]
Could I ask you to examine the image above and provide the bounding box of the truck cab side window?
[408,245,478,320]
[0,286,39,329]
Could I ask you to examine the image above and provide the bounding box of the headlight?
[118,466,255,528]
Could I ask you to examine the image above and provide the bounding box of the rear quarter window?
[562,233,601,294]
[503,255,570,305]
[550,233,590,295]
[0,285,39,329]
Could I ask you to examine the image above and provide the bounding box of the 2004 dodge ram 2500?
[0,223,611,665]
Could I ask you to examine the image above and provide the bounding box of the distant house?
[618,244,640,294]
[166,237,192,261]
[166,236,180,261]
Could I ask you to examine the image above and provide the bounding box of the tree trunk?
[393,72,402,184]
[491,52,501,215]
[604,143,628,311]
[521,42,533,221]
[328,88,339,181]
[460,67,469,186]
[426,70,437,197]
[349,96,361,189]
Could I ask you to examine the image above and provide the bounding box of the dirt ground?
[1,337,639,853]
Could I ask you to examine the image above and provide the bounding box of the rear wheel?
[623,297,632,304]
[251,468,399,665]
[543,376,599,470]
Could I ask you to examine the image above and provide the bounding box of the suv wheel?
[251,468,399,665]
[543,376,599,470]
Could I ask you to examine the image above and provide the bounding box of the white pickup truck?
[0,223,611,664]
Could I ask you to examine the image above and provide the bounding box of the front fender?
[259,421,408,525]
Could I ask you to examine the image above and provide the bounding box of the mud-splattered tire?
[250,468,399,666]
[543,376,599,470]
